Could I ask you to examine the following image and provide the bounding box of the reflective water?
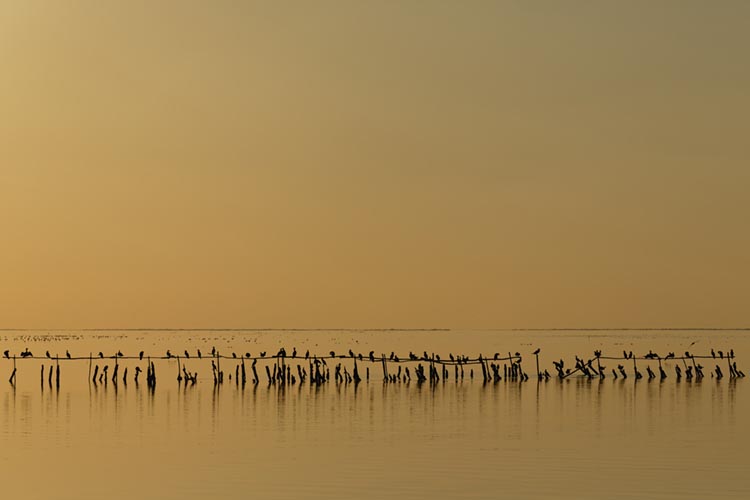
[0,330,747,499]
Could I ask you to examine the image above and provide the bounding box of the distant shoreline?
[1,327,749,332]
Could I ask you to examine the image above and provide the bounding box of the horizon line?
[1,327,749,332]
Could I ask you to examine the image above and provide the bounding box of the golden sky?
[1,2,748,329]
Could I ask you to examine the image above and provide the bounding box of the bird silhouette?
[533,348,540,355]
[139,351,144,360]
[166,350,172,358]
[66,350,71,359]
[260,352,266,357]
[184,350,190,359]
[197,349,202,358]
[712,349,716,359]
[98,352,104,358]
[46,351,51,359]
[3,350,8,359]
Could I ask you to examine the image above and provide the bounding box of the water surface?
[0,329,747,499]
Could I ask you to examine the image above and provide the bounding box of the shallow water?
[0,329,747,499]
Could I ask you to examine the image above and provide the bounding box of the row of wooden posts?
[5,350,746,388]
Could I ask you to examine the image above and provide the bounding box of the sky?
[0,1,748,329]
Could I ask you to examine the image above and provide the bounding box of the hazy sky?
[1,2,748,329]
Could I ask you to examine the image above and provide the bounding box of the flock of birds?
[1,345,745,385]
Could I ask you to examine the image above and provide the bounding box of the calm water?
[0,329,747,499]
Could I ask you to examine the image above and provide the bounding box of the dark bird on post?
[349,349,354,358]
[66,350,71,359]
[369,351,375,362]
[245,353,251,358]
[139,351,144,360]
[46,351,51,359]
[450,353,455,361]
[330,351,335,358]
[197,349,202,358]
[166,350,172,358]
[117,351,123,357]
[98,352,104,358]
[292,348,297,358]
[184,351,190,359]
[719,351,724,359]
[533,348,540,355]
[232,353,237,358]
[730,349,734,359]
[494,353,499,360]
[211,346,216,357]
[711,349,716,359]
[305,350,309,359]
[3,350,8,359]
[260,352,266,357]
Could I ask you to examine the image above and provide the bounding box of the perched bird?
[139,351,144,360]
[3,350,9,359]
[330,351,335,358]
[719,351,724,359]
[166,350,172,358]
[232,352,237,358]
[533,348,540,355]
[712,349,716,359]
[292,348,297,358]
[305,350,309,360]
[117,351,123,357]
[184,351,190,359]
[197,349,202,359]
[349,349,354,358]
[245,353,251,358]
[98,352,104,358]
[46,351,51,359]
[369,351,375,362]
[494,353,499,360]
[260,352,266,357]
[66,350,71,359]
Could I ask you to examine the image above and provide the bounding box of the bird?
[292,348,297,358]
[494,353,499,360]
[533,348,540,355]
[260,352,266,357]
[369,351,375,362]
[184,350,190,359]
[349,349,354,358]
[197,349,202,359]
[117,351,123,357]
[139,351,144,360]
[46,351,51,359]
[232,353,237,358]
[305,350,309,360]
[66,350,71,359]
[3,350,8,359]
[712,349,716,359]
[211,346,216,357]
[98,352,104,358]
[330,351,335,358]
[449,353,455,361]
[166,350,172,358]
[719,351,724,359]
[245,353,251,358]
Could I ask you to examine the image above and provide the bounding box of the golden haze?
[0,2,748,328]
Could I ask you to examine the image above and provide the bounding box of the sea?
[0,329,746,499]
